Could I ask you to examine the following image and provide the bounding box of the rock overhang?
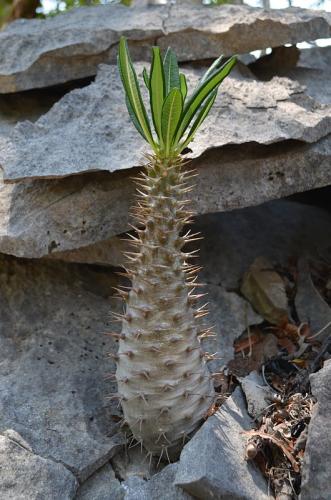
[0,62,330,182]
[0,3,330,93]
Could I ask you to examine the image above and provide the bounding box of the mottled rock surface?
[295,259,331,339]
[0,251,267,498]
[197,199,331,289]
[75,463,123,500]
[0,434,78,500]
[160,3,331,61]
[0,3,330,92]
[251,46,331,106]
[298,46,331,71]
[301,361,331,500]
[0,88,60,139]
[1,63,330,181]
[111,447,165,481]
[1,140,331,264]
[122,463,193,500]
[0,255,124,482]
[175,388,269,499]
[240,371,272,420]
[204,284,262,370]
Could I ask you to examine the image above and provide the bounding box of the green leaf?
[174,56,236,144]
[180,89,217,151]
[142,67,149,89]
[179,73,188,102]
[199,54,224,86]
[163,48,180,95]
[150,46,166,140]
[117,37,154,147]
[161,88,183,155]
[125,96,146,140]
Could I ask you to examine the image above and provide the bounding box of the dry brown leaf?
[241,257,289,326]
[244,430,300,473]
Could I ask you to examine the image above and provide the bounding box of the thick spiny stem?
[115,154,215,454]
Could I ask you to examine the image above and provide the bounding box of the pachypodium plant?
[113,37,236,457]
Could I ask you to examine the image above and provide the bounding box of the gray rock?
[1,62,330,181]
[292,46,331,106]
[0,254,125,482]
[287,66,331,106]
[47,237,127,268]
[174,387,269,499]
[0,4,165,93]
[253,47,331,106]
[197,198,331,289]
[161,4,331,61]
[298,46,331,71]
[301,360,331,500]
[1,137,330,262]
[0,88,60,139]
[122,463,193,500]
[111,446,165,481]
[288,46,331,106]
[203,284,262,370]
[241,256,289,326]
[240,371,273,420]
[0,434,78,500]
[0,3,330,93]
[295,259,331,340]
[75,463,124,500]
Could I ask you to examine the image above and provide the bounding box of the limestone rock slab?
[0,88,60,139]
[1,63,330,181]
[203,285,262,370]
[240,371,273,420]
[111,446,165,481]
[295,259,331,339]
[301,361,331,500]
[76,463,123,500]
[174,388,269,499]
[251,46,331,105]
[122,463,193,500]
[0,434,78,500]
[197,196,331,289]
[0,138,330,261]
[0,255,124,482]
[0,3,330,92]
[298,46,331,71]
[0,4,165,93]
[161,4,331,61]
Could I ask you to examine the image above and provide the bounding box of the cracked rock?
[295,259,331,340]
[122,463,193,500]
[0,88,60,141]
[0,3,330,92]
[174,387,269,499]
[301,360,331,500]
[1,63,330,181]
[111,446,165,481]
[240,371,273,420]
[197,198,331,290]
[298,46,331,72]
[0,254,124,482]
[251,46,331,106]
[1,145,331,265]
[0,434,78,500]
[76,463,123,500]
[203,284,262,370]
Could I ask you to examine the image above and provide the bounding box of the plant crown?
[118,37,237,159]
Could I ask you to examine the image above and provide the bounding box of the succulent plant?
[113,37,236,457]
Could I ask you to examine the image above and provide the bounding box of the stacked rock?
[0,2,330,498]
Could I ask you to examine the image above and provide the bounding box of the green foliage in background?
[0,0,14,21]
